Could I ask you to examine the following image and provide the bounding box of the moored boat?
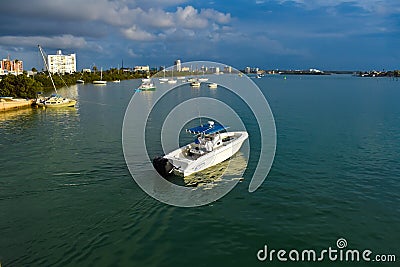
[153,121,248,177]
[191,81,201,87]
[37,45,77,108]
[36,94,77,108]
[138,79,156,91]
[93,68,107,84]
[208,83,218,89]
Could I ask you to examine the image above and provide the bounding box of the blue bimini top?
[186,122,229,135]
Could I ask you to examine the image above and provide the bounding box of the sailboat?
[36,45,77,108]
[159,67,168,82]
[93,68,107,84]
[168,68,177,84]
[198,70,208,82]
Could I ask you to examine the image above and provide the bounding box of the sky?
[0,0,399,71]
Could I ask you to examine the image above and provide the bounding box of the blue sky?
[0,0,399,71]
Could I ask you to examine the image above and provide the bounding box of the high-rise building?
[47,50,76,74]
[0,56,23,75]
[224,66,232,73]
[174,59,181,72]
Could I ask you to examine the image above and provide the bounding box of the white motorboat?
[208,83,218,89]
[191,81,201,87]
[153,121,248,177]
[138,78,156,90]
[138,83,156,90]
[168,79,177,84]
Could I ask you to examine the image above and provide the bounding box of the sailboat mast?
[38,45,58,94]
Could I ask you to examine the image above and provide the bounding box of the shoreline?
[0,98,34,112]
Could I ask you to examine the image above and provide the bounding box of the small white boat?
[93,68,107,84]
[142,78,151,83]
[168,79,177,84]
[191,81,201,87]
[187,78,196,83]
[112,80,121,83]
[198,77,208,82]
[159,67,169,82]
[153,121,248,177]
[138,80,156,90]
[93,80,107,85]
[167,68,178,84]
[208,83,218,89]
[76,79,84,84]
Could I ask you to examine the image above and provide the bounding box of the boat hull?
[164,131,248,176]
[93,81,107,85]
[37,100,76,108]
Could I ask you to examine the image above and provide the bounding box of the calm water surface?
[0,75,399,266]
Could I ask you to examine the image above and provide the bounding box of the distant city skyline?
[0,0,399,71]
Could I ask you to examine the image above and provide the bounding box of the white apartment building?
[134,65,150,72]
[47,50,76,74]
[174,59,181,71]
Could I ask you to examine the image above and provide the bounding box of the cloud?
[122,26,157,41]
[0,1,232,47]
[127,48,140,57]
[275,0,400,15]
[0,34,88,50]
[200,8,231,24]
[175,6,209,28]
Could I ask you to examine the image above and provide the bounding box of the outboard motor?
[152,156,173,177]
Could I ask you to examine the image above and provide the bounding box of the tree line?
[0,70,153,99]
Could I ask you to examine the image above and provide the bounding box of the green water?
[0,76,399,266]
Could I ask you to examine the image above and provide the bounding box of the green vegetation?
[0,75,42,99]
[79,68,154,83]
[0,70,154,98]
